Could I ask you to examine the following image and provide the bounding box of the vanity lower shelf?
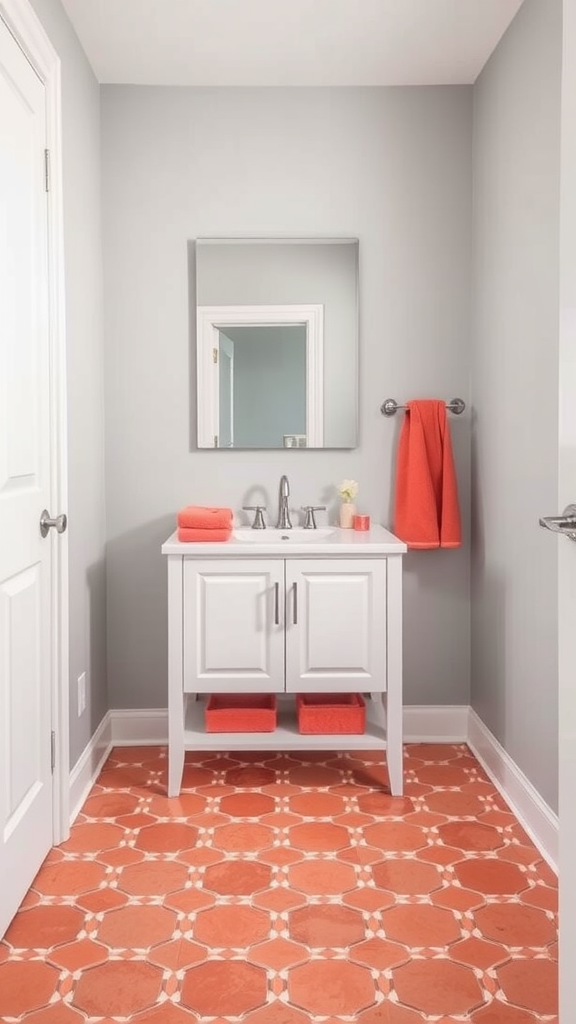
[182,693,387,751]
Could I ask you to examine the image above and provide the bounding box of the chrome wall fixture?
[381,398,466,417]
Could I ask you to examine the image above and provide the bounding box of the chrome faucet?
[276,475,292,529]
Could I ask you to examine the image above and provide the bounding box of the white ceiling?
[61,0,524,87]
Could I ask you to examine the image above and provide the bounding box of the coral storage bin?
[297,693,366,734]
[205,694,277,732]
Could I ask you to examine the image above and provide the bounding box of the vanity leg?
[167,556,185,797]
[386,555,404,796]
[168,692,185,797]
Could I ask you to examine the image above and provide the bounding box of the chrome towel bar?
[381,397,466,417]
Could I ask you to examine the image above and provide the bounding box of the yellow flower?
[338,479,358,501]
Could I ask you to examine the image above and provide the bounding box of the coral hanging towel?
[393,400,461,549]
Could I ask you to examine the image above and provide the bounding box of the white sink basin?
[233,528,334,543]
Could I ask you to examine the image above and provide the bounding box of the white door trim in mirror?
[197,304,324,449]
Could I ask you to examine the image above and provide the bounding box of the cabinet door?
[183,560,284,692]
[285,559,387,693]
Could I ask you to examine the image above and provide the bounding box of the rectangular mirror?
[195,238,358,448]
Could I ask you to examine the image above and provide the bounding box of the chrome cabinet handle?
[539,503,576,541]
[274,582,280,625]
[40,509,67,538]
[293,582,298,624]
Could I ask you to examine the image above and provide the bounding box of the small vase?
[339,501,356,528]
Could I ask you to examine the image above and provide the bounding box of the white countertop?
[161,524,407,556]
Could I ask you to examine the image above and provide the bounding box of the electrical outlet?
[78,672,86,717]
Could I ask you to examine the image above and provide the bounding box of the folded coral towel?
[178,527,232,543]
[177,506,233,530]
[393,400,461,549]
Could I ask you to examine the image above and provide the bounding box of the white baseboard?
[110,708,169,746]
[105,704,470,747]
[69,712,112,824]
[69,704,558,873]
[468,709,558,872]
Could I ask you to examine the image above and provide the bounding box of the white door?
[183,560,285,692]
[557,3,576,1016]
[285,559,387,693]
[0,18,57,938]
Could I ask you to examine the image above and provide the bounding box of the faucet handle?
[243,505,267,529]
[301,505,327,529]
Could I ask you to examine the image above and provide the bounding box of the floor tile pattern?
[0,744,558,1022]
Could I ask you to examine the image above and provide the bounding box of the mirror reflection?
[195,239,359,449]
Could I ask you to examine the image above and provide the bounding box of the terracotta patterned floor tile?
[289,960,376,1015]
[242,1002,311,1024]
[5,905,84,949]
[218,792,276,816]
[475,902,557,947]
[32,858,107,896]
[497,958,558,1015]
[358,1002,428,1023]
[288,792,346,816]
[363,822,427,852]
[76,886,129,914]
[117,859,190,895]
[60,822,125,852]
[382,904,462,947]
[453,859,528,895]
[371,858,442,895]
[519,883,558,913]
[72,960,163,1017]
[134,822,198,853]
[193,904,270,947]
[97,905,177,949]
[0,960,59,1017]
[147,937,207,969]
[250,936,309,970]
[181,960,267,1015]
[437,821,503,851]
[203,859,272,895]
[471,1001,542,1023]
[449,935,510,969]
[288,858,358,895]
[431,885,487,912]
[252,887,308,913]
[288,821,350,852]
[393,958,484,1015]
[350,936,411,970]
[2,745,556,1022]
[211,822,273,852]
[288,904,365,947]
[46,938,109,972]
[343,887,396,912]
[82,791,141,817]
[15,1005,85,1023]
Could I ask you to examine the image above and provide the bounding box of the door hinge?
[212,347,218,364]
[44,149,50,193]
[50,730,56,774]
[213,434,218,448]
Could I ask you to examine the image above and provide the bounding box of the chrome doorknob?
[539,503,576,541]
[40,509,68,538]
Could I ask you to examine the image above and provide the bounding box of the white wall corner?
[68,711,112,824]
[110,708,169,745]
[467,708,558,872]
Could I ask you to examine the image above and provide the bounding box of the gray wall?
[223,326,306,448]
[102,86,472,712]
[30,0,107,768]
[198,240,358,446]
[472,0,561,810]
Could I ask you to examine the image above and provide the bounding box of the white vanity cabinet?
[162,527,406,798]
